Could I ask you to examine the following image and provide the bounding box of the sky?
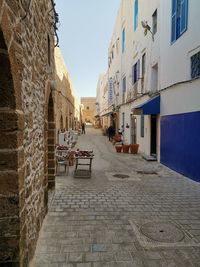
[55,0,121,98]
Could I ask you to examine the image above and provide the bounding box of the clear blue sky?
[55,0,121,97]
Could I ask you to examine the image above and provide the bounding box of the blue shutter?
[180,0,188,34]
[171,0,177,43]
[134,0,138,31]
[137,60,140,81]
[122,28,125,53]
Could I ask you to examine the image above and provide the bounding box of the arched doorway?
[47,93,55,188]
[0,29,23,265]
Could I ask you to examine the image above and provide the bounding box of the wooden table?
[74,156,94,178]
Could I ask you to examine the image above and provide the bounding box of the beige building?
[54,47,80,137]
[81,97,96,124]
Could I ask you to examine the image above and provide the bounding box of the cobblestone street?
[31,127,200,267]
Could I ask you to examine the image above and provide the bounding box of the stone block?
[0,171,19,194]
[0,217,20,238]
[0,239,19,264]
[0,150,17,170]
[48,159,55,169]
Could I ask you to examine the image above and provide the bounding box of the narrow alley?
[31,127,200,267]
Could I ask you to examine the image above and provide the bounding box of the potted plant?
[122,143,130,153]
[129,143,139,154]
[115,145,122,153]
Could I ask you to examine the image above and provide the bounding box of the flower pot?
[115,145,122,153]
[122,144,130,153]
[130,144,139,154]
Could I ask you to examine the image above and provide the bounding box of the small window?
[112,45,115,59]
[152,9,157,34]
[48,34,51,66]
[134,0,138,31]
[116,38,119,54]
[141,115,144,137]
[132,60,140,84]
[122,28,125,53]
[122,76,126,92]
[191,51,200,79]
[142,53,146,77]
[86,106,89,110]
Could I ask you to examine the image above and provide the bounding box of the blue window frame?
[134,0,138,31]
[171,0,188,43]
[122,28,125,53]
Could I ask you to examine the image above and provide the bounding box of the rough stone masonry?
[0,0,56,266]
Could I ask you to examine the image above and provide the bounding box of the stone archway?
[0,28,24,265]
[47,93,55,188]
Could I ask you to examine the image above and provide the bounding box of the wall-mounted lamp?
[141,21,154,41]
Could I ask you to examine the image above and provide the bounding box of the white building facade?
[108,0,160,157]
[104,0,200,182]
[159,0,200,182]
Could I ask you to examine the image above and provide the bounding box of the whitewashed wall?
[160,0,200,89]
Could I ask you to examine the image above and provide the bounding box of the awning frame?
[132,95,160,115]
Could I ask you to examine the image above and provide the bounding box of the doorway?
[0,28,21,264]
[151,115,157,156]
[131,115,137,144]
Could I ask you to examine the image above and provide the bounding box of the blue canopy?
[133,95,160,115]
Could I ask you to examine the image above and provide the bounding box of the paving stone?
[92,244,107,252]
[77,263,92,267]
[31,128,200,267]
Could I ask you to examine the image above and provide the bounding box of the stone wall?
[81,97,96,124]
[0,0,55,266]
[54,47,80,141]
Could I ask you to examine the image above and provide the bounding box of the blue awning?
[132,95,160,115]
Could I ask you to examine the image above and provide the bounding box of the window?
[142,53,146,77]
[171,0,188,43]
[141,53,146,93]
[122,28,125,53]
[134,0,138,31]
[112,45,114,59]
[152,9,157,34]
[116,38,119,54]
[122,112,125,130]
[151,63,158,92]
[191,51,200,79]
[141,115,144,137]
[122,76,126,92]
[132,60,140,84]
[47,34,51,66]
[86,106,89,110]
[122,77,126,104]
